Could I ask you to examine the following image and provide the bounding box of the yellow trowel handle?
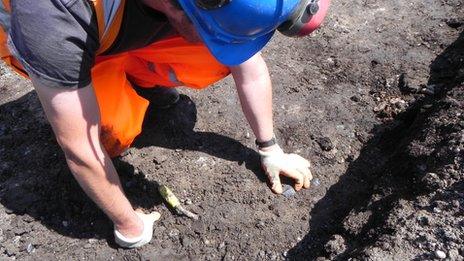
[159,185,181,209]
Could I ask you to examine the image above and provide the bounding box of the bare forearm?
[231,53,274,142]
[63,142,135,228]
[31,79,140,232]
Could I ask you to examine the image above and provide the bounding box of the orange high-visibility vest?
[0,0,230,157]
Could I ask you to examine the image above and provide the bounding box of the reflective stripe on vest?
[89,0,126,54]
[96,0,126,54]
[102,0,122,35]
[0,0,10,32]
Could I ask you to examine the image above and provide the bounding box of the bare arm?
[230,53,275,145]
[30,78,142,237]
[231,53,312,194]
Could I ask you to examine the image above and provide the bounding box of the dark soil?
[0,0,463,260]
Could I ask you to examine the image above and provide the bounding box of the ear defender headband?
[174,0,330,65]
[191,0,328,38]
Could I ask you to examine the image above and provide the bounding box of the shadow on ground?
[0,91,163,242]
[0,91,263,243]
[288,31,463,260]
[133,94,264,182]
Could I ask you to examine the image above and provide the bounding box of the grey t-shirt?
[7,0,173,88]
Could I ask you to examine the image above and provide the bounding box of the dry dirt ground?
[0,0,463,260]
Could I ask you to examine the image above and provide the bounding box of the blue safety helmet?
[177,0,306,66]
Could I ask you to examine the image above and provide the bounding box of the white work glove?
[259,145,313,194]
[114,211,161,248]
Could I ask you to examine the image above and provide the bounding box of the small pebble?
[13,236,21,244]
[184,198,193,205]
[389,97,405,104]
[435,250,446,259]
[268,252,278,260]
[350,96,360,102]
[168,229,179,238]
[316,137,333,151]
[180,236,193,248]
[373,102,387,112]
[448,249,460,260]
[282,185,296,198]
[424,84,439,95]
[26,243,34,254]
[62,221,69,227]
[325,235,347,257]
[416,216,429,226]
[256,221,265,229]
[422,172,443,190]
[311,178,321,187]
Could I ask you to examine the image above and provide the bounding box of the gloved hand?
[114,211,161,248]
[259,145,312,194]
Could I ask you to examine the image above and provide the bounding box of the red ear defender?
[278,0,330,37]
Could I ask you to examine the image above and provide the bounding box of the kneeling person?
[1,0,329,248]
